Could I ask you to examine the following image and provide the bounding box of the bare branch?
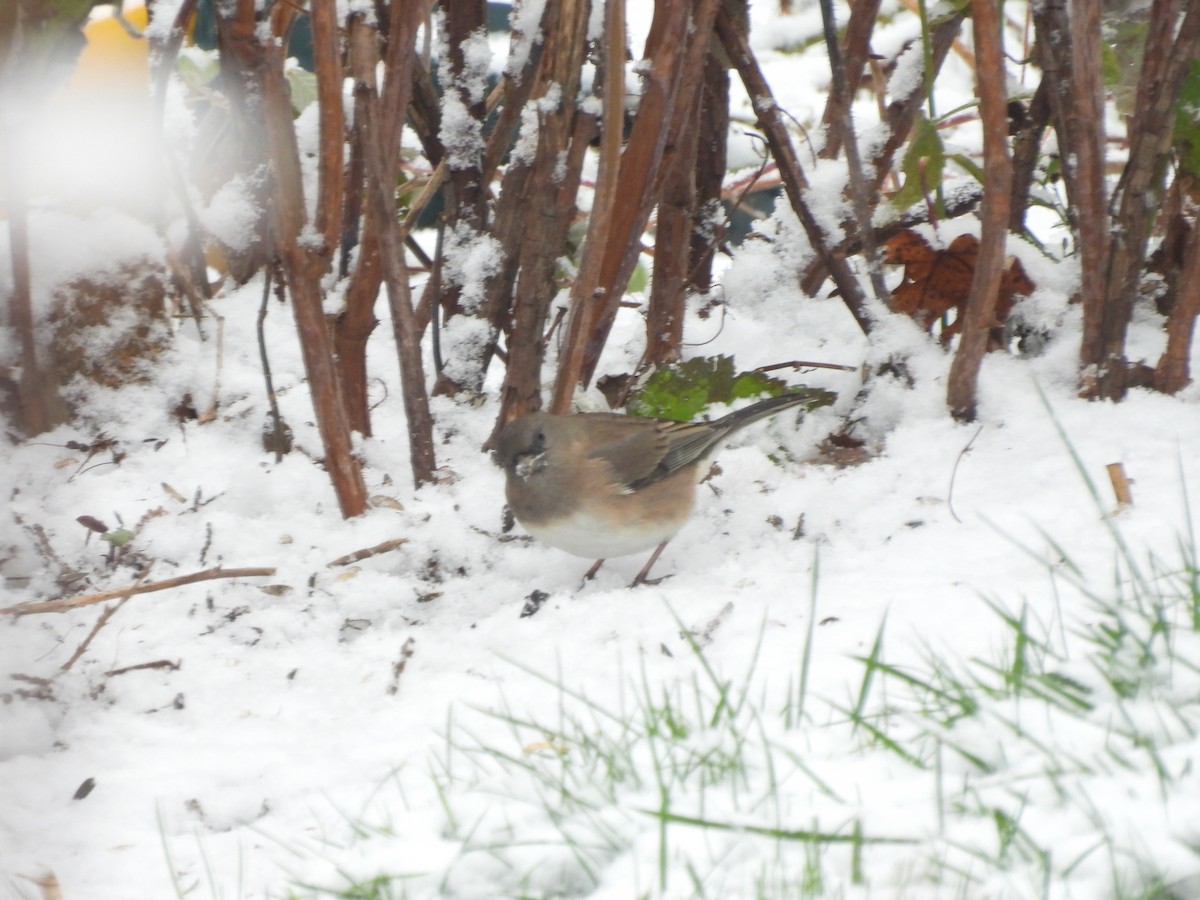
[310,0,345,262]
[328,538,409,567]
[717,7,873,334]
[946,0,1013,421]
[60,600,129,671]
[3,567,278,616]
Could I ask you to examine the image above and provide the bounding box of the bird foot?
[630,572,673,588]
[578,558,605,590]
[629,541,671,588]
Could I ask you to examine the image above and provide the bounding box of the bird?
[493,393,814,586]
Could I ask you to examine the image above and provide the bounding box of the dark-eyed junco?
[493,393,813,585]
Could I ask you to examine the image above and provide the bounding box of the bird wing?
[583,415,723,492]
[654,422,725,476]
[581,415,673,489]
[578,394,814,493]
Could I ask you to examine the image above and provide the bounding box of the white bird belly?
[524,512,683,559]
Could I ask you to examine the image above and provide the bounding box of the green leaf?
[1100,40,1122,88]
[177,48,220,89]
[891,115,945,212]
[100,528,134,548]
[625,260,649,295]
[627,355,836,422]
[286,66,318,115]
[1174,59,1200,180]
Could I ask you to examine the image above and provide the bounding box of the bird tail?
[714,390,833,435]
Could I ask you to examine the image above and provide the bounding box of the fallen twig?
[387,637,416,695]
[1107,462,1133,508]
[60,599,129,672]
[328,538,408,568]
[17,871,62,900]
[947,424,984,524]
[105,659,182,677]
[755,360,859,374]
[1,566,277,616]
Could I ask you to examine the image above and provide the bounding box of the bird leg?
[581,558,606,587]
[630,540,671,587]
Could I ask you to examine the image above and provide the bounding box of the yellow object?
[66,4,150,94]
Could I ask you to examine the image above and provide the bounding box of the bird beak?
[513,450,547,480]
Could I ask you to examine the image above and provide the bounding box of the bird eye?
[532,429,546,450]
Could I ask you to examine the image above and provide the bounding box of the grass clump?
[274,413,1200,898]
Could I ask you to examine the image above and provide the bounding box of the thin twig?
[818,0,890,307]
[755,359,858,373]
[386,637,416,695]
[947,424,983,524]
[163,243,209,338]
[399,78,505,237]
[2,567,277,616]
[198,302,224,423]
[358,77,438,485]
[60,599,129,672]
[429,220,446,377]
[258,262,287,462]
[105,659,182,677]
[328,538,409,567]
[716,7,873,334]
[1106,462,1133,508]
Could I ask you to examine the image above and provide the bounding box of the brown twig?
[328,538,409,567]
[258,263,289,461]
[1106,462,1134,508]
[754,360,859,374]
[60,599,129,672]
[486,0,595,434]
[552,0,671,408]
[2,567,277,616]
[16,872,61,900]
[716,7,873,335]
[359,84,438,486]
[646,55,702,368]
[817,0,882,160]
[386,637,416,695]
[400,79,506,238]
[945,0,1012,421]
[335,13,387,436]
[225,3,367,517]
[575,0,724,389]
[105,659,182,677]
[799,9,967,297]
[1008,79,1051,234]
[16,514,85,592]
[1033,0,1106,380]
[818,0,890,307]
[897,0,975,66]
[310,0,344,263]
[198,300,224,423]
[1154,198,1200,393]
[1087,0,1200,399]
[947,424,984,524]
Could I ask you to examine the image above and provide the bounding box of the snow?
[504,0,548,78]
[197,176,262,254]
[436,16,491,172]
[443,223,502,312]
[143,0,188,41]
[509,96,542,166]
[888,38,928,103]
[4,3,1200,899]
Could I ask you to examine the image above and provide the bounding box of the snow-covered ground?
[4,2,1200,898]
